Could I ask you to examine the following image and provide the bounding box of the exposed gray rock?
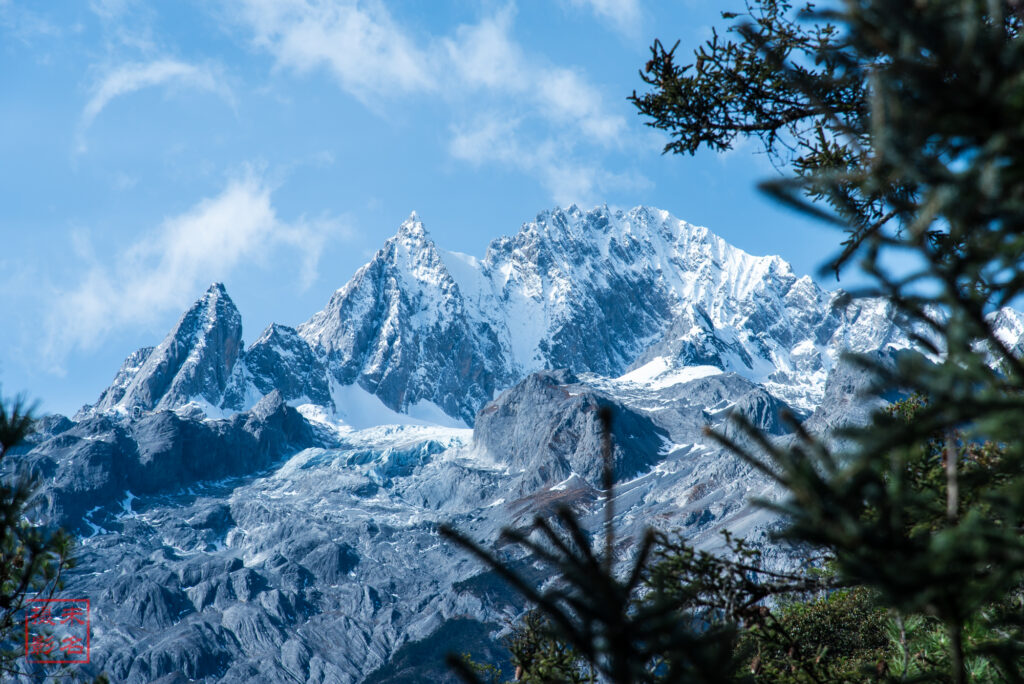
[301,542,360,585]
[104,575,192,628]
[222,323,332,411]
[27,413,75,443]
[633,303,756,371]
[473,369,668,491]
[802,349,898,435]
[23,391,319,532]
[90,346,155,415]
[82,206,1024,431]
[108,622,237,683]
[726,386,792,437]
[298,214,514,424]
[93,283,243,414]
[36,360,859,684]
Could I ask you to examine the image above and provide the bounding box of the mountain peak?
[89,203,898,426]
[91,284,244,415]
[396,212,428,241]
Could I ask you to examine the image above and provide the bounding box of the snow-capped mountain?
[83,205,925,427]
[25,205,1024,683]
[90,282,243,415]
[297,212,514,424]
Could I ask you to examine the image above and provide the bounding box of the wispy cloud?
[78,59,233,152]
[443,8,625,146]
[88,0,159,53]
[42,173,348,367]
[0,2,62,44]
[88,0,136,21]
[230,1,637,205]
[450,114,647,207]
[442,8,630,204]
[236,0,434,102]
[565,0,643,38]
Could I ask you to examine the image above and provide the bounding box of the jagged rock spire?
[93,283,243,413]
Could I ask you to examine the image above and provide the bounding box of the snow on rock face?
[27,390,319,533]
[297,213,514,425]
[291,204,864,423]
[48,204,1024,682]
[480,205,677,376]
[221,323,331,411]
[94,283,243,414]
[35,358,814,683]
[34,360,795,682]
[87,204,1024,428]
[88,346,155,416]
[615,357,722,389]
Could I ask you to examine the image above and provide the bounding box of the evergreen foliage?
[641,2,1024,680]
[645,1,1024,679]
[0,392,77,679]
[747,586,889,680]
[442,409,743,683]
[503,611,591,683]
[446,1,1024,682]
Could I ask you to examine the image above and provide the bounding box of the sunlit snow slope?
[84,204,978,427]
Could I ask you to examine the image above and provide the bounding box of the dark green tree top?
[633,3,1024,682]
[0,392,78,680]
[447,4,1024,683]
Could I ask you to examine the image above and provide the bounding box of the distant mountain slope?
[84,204,978,426]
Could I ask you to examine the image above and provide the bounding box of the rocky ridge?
[82,205,937,426]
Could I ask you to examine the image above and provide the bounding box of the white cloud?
[441,10,630,204]
[78,59,233,151]
[566,0,642,37]
[450,115,647,207]
[449,115,521,166]
[0,2,62,44]
[43,174,348,366]
[443,9,625,146]
[443,7,527,92]
[230,1,631,204]
[535,67,625,142]
[236,0,434,101]
[112,172,139,191]
[89,0,135,21]
[88,0,159,53]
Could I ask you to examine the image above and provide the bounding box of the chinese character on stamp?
[24,598,90,665]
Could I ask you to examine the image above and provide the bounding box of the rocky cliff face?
[92,283,244,414]
[26,365,800,683]
[25,205,1024,683]
[298,214,514,424]
[473,369,668,492]
[27,391,318,533]
[82,205,956,427]
[222,324,332,410]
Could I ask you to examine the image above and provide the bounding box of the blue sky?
[1,0,847,416]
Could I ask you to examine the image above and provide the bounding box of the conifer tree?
[632,1,1024,681]
[0,393,75,678]
[446,2,1024,682]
